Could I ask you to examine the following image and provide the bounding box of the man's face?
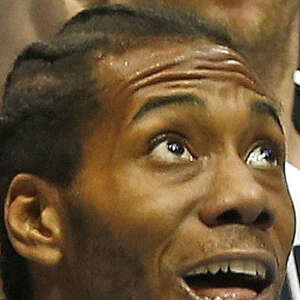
[32,1,299,47]
[61,39,294,300]
[54,0,299,48]
[128,0,299,48]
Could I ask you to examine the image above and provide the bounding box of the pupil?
[167,142,184,155]
[262,148,274,160]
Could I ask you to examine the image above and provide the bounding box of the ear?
[5,174,63,266]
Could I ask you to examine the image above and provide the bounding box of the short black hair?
[0,5,232,300]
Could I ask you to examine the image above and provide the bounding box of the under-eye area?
[180,259,274,299]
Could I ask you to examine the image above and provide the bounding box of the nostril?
[254,211,273,229]
[216,209,242,225]
[215,209,273,228]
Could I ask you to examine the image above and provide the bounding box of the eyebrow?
[132,94,205,121]
[132,94,282,133]
[250,101,283,132]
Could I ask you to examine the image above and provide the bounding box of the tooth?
[208,263,220,274]
[256,262,266,279]
[186,266,208,276]
[198,266,208,275]
[186,270,196,276]
[229,260,244,274]
[242,260,257,276]
[220,262,229,273]
[213,297,223,300]
[230,260,258,276]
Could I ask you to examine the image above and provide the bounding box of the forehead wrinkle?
[116,52,266,100]
[123,69,265,101]
[189,49,265,95]
[120,60,181,95]
[101,37,267,97]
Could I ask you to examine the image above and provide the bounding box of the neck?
[31,263,86,300]
[31,265,62,300]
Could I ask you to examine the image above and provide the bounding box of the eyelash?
[246,138,284,165]
[148,132,284,166]
[149,131,194,154]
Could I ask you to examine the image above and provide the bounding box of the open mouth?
[180,258,275,300]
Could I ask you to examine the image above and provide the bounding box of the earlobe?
[5,174,63,266]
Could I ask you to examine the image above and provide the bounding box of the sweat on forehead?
[99,39,269,99]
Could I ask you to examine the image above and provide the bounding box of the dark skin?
[5,38,294,300]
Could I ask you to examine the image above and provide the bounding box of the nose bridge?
[216,154,258,203]
[198,151,273,229]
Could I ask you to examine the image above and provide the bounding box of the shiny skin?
[59,39,295,300]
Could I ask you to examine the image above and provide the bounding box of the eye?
[150,136,194,163]
[246,145,278,169]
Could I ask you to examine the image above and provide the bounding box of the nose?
[198,155,274,230]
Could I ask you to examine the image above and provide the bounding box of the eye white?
[150,140,194,163]
[246,145,278,169]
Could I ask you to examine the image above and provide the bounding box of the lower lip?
[180,279,274,300]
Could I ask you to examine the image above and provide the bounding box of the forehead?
[89,37,276,127]
[92,37,265,91]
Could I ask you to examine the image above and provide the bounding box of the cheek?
[75,221,148,299]
[83,161,198,269]
[67,164,190,299]
[275,194,295,252]
[63,189,153,299]
[105,171,185,254]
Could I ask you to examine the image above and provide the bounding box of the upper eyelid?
[147,130,284,162]
[245,142,284,169]
[247,139,284,160]
[148,132,196,157]
[149,131,188,148]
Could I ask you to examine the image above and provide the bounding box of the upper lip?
[179,249,277,285]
